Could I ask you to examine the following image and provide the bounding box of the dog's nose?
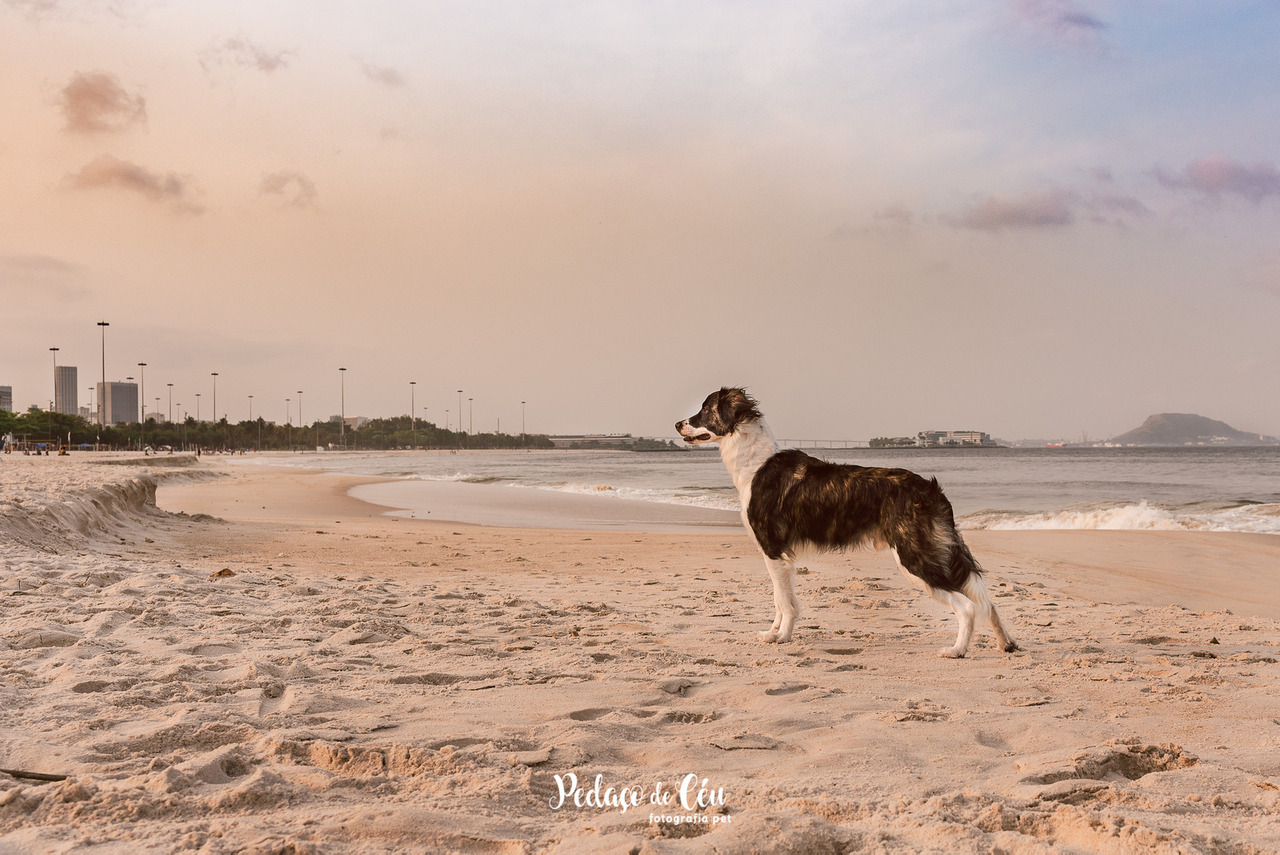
[675,420,684,431]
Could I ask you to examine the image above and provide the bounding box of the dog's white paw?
[759,630,781,643]
[937,647,966,659]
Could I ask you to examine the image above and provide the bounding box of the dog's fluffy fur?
[676,387,1018,658]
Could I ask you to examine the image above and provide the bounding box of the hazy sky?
[3,1,1278,441]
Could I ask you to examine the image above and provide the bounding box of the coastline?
[3,456,1279,852]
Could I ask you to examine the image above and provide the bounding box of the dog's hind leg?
[759,556,800,643]
[962,575,1020,653]
[928,587,977,658]
[893,548,976,658]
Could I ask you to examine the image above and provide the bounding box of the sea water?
[232,445,1280,534]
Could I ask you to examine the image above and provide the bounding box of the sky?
[2,0,1278,442]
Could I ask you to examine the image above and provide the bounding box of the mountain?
[1110,413,1279,447]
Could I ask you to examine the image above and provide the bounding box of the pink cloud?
[67,154,202,213]
[200,36,293,75]
[260,170,318,208]
[60,71,146,133]
[947,189,1076,231]
[1157,155,1280,203]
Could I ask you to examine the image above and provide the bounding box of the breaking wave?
[960,501,1280,534]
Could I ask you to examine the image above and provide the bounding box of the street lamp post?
[297,391,303,431]
[97,321,108,426]
[167,383,173,424]
[339,368,346,444]
[211,373,218,426]
[137,363,146,448]
[249,395,260,449]
[457,389,463,447]
[50,347,58,415]
[468,397,473,435]
[410,381,416,445]
[522,400,526,446]
[195,392,201,423]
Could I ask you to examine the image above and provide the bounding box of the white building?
[54,365,78,415]
[916,430,996,448]
[97,381,139,426]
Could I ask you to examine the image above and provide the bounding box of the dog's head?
[676,387,763,445]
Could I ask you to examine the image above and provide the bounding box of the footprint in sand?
[659,710,718,724]
[763,683,810,696]
[567,708,612,721]
[1019,741,1197,787]
[389,673,466,686]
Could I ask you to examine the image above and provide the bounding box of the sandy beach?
[3,454,1280,853]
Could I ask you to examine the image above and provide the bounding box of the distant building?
[97,381,139,425]
[328,415,369,430]
[0,386,11,413]
[54,365,78,415]
[916,430,997,448]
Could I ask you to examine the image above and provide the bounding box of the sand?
[2,453,1279,853]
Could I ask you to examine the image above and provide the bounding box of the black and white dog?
[677,387,1018,658]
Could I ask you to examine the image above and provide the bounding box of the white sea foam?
[520,481,742,512]
[961,501,1280,534]
[409,472,508,485]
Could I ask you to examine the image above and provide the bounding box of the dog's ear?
[716,387,761,432]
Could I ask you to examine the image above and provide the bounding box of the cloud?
[874,204,915,229]
[947,189,1077,231]
[66,154,202,213]
[260,170,317,208]
[3,0,60,17]
[59,71,146,133]
[1012,0,1106,36]
[360,61,407,89]
[1088,193,1153,221]
[200,35,293,74]
[4,0,145,21]
[0,254,89,301]
[1156,155,1280,203]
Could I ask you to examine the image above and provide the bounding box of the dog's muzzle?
[676,420,715,444]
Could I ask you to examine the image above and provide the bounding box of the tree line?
[0,407,554,452]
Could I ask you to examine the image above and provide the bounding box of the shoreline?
[4,457,1280,852]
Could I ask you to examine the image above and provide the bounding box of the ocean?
[231,445,1280,534]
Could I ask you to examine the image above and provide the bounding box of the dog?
[676,387,1018,658]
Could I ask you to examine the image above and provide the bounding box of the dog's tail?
[890,478,979,592]
[930,478,980,591]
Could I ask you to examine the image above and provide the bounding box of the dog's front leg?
[759,556,800,643]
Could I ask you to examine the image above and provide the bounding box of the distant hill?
[1111,413,1279,447]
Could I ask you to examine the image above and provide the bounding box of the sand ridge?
[2,455,1279,852]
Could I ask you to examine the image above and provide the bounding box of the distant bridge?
[776,439,871,449]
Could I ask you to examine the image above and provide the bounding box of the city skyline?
[2,3,1278,441]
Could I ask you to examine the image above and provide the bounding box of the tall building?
[54,365,78,415]
[0,386,12,413]
[97,381,139,426]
